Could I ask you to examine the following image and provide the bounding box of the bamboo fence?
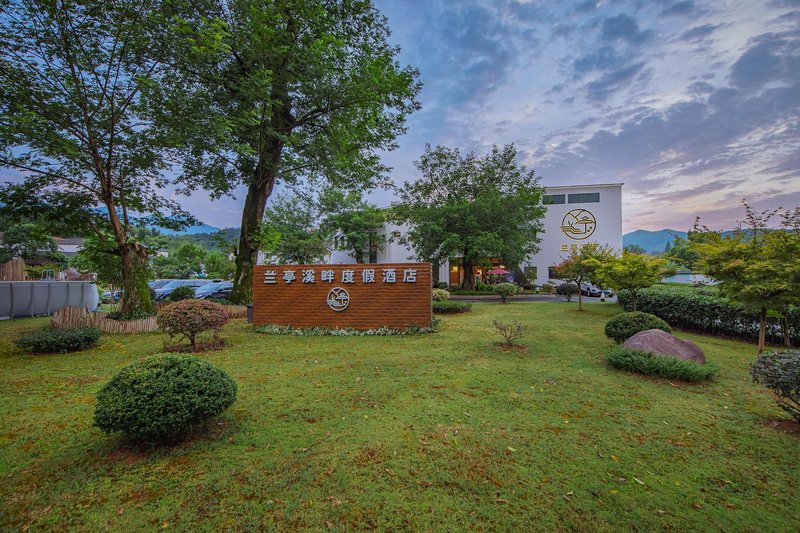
[0,258,26,281]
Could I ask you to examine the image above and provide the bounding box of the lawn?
[1,302,798,531]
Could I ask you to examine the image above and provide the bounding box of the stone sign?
[252,263,432,330]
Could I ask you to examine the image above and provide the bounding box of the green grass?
[1,302,798,531]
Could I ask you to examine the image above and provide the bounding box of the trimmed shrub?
[493,282,519,303]
[540,283,555,295]
[556,282,580,302]
[15,327,101,354]
[433,300,472,314]
[606,346,717,382]
[493,320,528,347]
[432,288,450,302]
[750,350,800,422]
[605,311,672,344]
[167,285,196,302]
[618,284,799,345]
[94,354,237,442]
[156,299,229,350]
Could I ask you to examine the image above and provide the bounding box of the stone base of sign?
[252,263,432,330]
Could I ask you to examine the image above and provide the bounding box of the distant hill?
[623,229,688,254]
[155,222,222,235]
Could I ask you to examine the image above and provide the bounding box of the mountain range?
[622,229,688,254]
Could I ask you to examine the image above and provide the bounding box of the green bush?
[750,350,800,422]
[432,288,450,301]
[493,282,519,303]
[606,346,717,382]
[434,282,449,289]
[540,283,555,294]
[556,283,579,301]
[604,311,672,343]
[433,300,472,314]
[106,309,153,321]
[156,299,229,350]
[167,285,196,302]
[15,327,101,354]
[617,284,799,345]
[94,354,237,442]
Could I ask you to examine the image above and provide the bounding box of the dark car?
[194,281,233,300]
[154,279,212,301]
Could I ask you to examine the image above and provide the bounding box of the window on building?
[523,266,537,282]
[548,266,559,279]
[544,194,566,205]
[567,192,600,204]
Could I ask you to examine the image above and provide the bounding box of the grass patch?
[606,346,717,381]
[0,303,797,531]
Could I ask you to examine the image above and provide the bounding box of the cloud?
[659,1,696,17]
[679,23,723,42]
[600,13,654,45]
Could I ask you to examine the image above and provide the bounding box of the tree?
[553,243,614,310]
[691,203,800,353]
[393,144,546,289]
[204,251,235,279]
[624,244,646,254]
[156,0,421,303]
[591,252,670,312]
[0,222,61,264]
[663,235,701,270]
[320,189,385,263]
[259,194,329,264]
[0,1,193,315]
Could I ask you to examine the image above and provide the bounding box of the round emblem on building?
[326,287,350,312]
[561,209,597,240]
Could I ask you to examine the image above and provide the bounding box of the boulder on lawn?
[623,329,706,364]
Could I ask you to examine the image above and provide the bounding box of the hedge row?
[617,285,799,345]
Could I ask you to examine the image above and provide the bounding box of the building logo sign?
[326,287,350,312]
[561,209,596,240]
[252,263,432,330]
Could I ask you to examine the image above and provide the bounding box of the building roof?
[543,183,623,191]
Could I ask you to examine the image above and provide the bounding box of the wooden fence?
[52,302,248,334]
[0,258,26,281]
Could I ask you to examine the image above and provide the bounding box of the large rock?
[623,329,706,364]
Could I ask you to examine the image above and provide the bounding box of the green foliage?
[618,284,799,346]
[204,251,235,279]
[258,194,329,264]
[556,283,580,301]
[750,350,800,422]
[255,319,441,336]
[156,300,229,349]
[106,309,154,321]
[94,354,237,442]
[432,300,472,314]
[553,243,614,309]
[540,283,555,294]
[691,203,800,352]
[320,189,386,263]
[167,285,197,302]
[0,222,61,263]
[157,0,421,303]
[393,144,546,288]
[69,235,123,287]
[662,235,701,270]
[15,327,100,354]
[606,346,717,382]
[432,288,450,302]
[604,312,672,344]
[591,251,671,311]
[493,282,519,303]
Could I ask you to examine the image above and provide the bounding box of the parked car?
[101,289,121,302]
[580,282,603,297]
[194,281,233,300]
[148,279,171,289]
[154,279,212,301]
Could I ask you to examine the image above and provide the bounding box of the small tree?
[259,194,329,264]
[493,320,528,348]
[156,300,229,351]
[320,190,386,263]
[556,283,580,302]
[691,203,800,353]
[591,252,670,312]
[493,283,519,303]
[553,243,613,310]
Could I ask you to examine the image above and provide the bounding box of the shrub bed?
[750,349,800,422]
[605,311,672,344]
[15,327,101,354]
[432,288,450,301]
[618,284,799,345]
[94,354,237,442]
[606,346,717,382]
[433,301,472,314]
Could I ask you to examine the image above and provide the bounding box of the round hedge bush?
[556,282,580,301]
[750,349,800,423]
[493,282,519,303]
[157,299,229,349]
[432,288,450,302]
[94,354,237,442]
[167,285,196,302]
[605,311,672,344]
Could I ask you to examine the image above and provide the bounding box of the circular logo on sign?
[561,209,597,240]
[326,287,350,312]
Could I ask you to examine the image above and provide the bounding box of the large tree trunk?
[758,306,767,354]
[119,242,152,316]
[230,178,275,304]
[462,257,475,289]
